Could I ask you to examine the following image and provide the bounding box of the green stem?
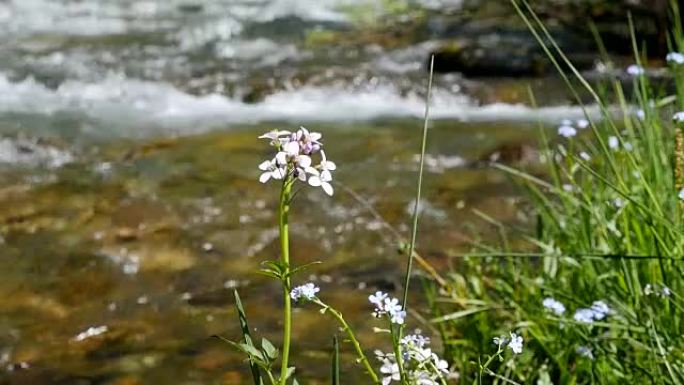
[314,300,380,384]
[391,324,408,385]
[279,178,293,385]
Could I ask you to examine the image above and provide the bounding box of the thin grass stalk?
[401,54,435,308]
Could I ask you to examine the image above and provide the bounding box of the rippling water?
[0,1,573,384]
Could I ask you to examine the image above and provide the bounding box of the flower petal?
[284,141,300,156]
[258,160,271,170]
[297,155,311,168]
[322,182,334,196]
[259,172,271,183]
[308,175,322,187]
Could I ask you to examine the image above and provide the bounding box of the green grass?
[425,1,684,384]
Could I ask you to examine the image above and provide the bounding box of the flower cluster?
[576,345,595,360]
[542,297,566,316]
[674,111,684,123]
[290,283,320,302]
[557,118,589,138]
[493,332,524,354]
[573,300,611,324]
[667,52,684,65]
[626,64,645,76]
[369,291,406,325]
[644,283,672,297]
[376,331,449,385]
[258,127,337,195]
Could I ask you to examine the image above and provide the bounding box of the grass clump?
[426,1,684,384]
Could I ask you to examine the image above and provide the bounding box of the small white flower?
[667,52,684,65]
[674,111,684,123]
[370,294,406,325]
[613,198,625,208]
[626,64,645,76]
[258,158,285,183]
[662,286,672,297]
[380,359,400,385]
[576,345,594,360]
[507,332,523,354]
[542,297,566,316]
[579,151,591,161]
[679,188,684,200]
[573,308,596,324]
[401,331,430,348]
[590,301,610,320]
[558,125,577,138]
[608,136,619,150]
[636,109,645,120]
[369,291,388,306]
[492,336,505,346]
[576,119,589,129]
[319,150,337,172]
[290,283,320,302]
[623,142,634,151]
[308,169,334,196]
[258,129,291,147]
[390,310,407,325]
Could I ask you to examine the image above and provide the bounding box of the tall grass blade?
[234,290,264,385]
[401,54,435,308]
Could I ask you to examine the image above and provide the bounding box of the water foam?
[0,72,593,135]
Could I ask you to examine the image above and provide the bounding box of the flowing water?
[0,1,580,384]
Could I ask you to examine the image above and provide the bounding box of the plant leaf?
[261,338,279,361]
[234,290,264,385]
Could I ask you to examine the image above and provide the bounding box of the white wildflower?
[308,169,334,196]
[573,308,596,324]
[258,129,291,147]
[667,52,684,65]
[636,109,645,121]
[370,294,406,325]
[613,198,625,208]
[573,300,611,323]
[258,158,285,183]
[576,119,590,129]
[377,332,450,385]
[542,297,566,316]
[623,142,634,151]
[645,283,672,297]
[579,151,591,161]
[590,301,610,320]
[626,64,645,76]
[679,188,684,200]
[258,127,337,195]
[369,291,388,306]
[558,125,577,138]
[507,332,523,354]
[290,283,320,302]
[675,112,684,123]
[608,136,619,149]
[576,345,594,360]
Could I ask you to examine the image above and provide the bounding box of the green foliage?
[427,1,684,384]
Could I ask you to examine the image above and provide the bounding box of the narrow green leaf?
[234,290,264,385]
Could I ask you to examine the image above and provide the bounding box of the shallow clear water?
[0,0,568,383]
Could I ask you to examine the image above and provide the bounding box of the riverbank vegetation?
[425,1,684,383]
